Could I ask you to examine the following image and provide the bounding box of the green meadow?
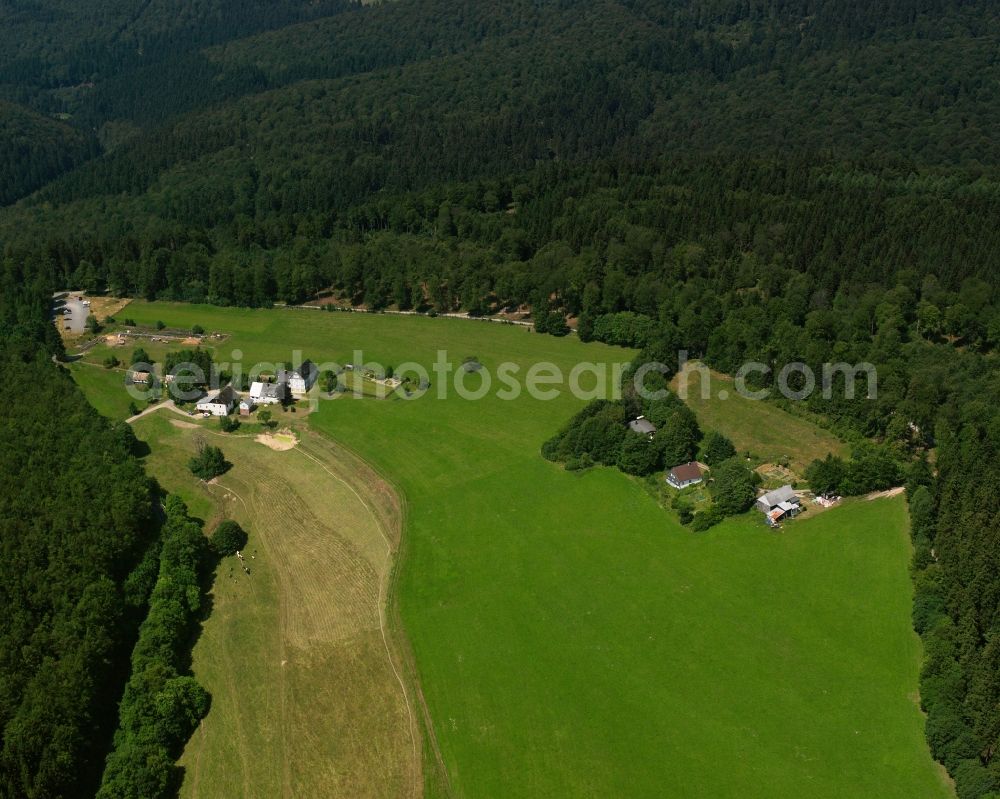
[671,361,849,475]
[66,361,137,420]
[81,302,948,799]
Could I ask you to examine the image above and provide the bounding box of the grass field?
[73,301,948,799]
[671,361,849,475]
[127,411,421,798]
[66,361,137,420]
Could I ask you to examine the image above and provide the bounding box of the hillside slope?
[0,101,95,205]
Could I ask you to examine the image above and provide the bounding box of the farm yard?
[68,301,949,799]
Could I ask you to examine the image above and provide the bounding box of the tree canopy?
[709,459,759,516]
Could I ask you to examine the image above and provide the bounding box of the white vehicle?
[82,300,91,306]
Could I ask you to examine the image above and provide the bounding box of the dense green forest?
[97,496,211,799]
[0,101,96,204]
[0,255,207,797]
[0,281,156,797]
[2,0,1000,795]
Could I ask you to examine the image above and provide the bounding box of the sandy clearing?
[256,430,298,451]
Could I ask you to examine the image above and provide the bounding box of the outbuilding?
[756,485,801,515]
[628,416,657,438]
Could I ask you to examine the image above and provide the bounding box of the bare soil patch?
[867,486,905,501]
[756,462,799,485]
[88,295,131,322]
[255,429,298,451]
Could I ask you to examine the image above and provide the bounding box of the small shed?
[628,416,657,438]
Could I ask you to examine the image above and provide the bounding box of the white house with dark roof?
[196,385,237,416]
[667,462,704,489]
[250,380,287,405]
[276,361,316,396]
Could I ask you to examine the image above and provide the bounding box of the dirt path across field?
[866,486,905,501]
[126,398,188,423]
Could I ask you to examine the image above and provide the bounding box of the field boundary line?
[302,429,456,798]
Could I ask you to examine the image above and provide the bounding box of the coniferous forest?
[2,0,1000,796]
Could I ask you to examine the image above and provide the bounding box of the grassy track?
[76,302,948,799]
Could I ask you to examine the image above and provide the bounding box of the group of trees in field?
[210,520,248,557]
[163,348,214,381]
[805,446,904,497]
[188,441,230,481]
[542,384,703,479]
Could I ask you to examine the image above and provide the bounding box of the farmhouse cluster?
[193,363,317,417]
[630,414,803,528]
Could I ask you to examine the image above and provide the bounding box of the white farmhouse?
[250,380,287,405]
[196,385,237,416]
[277,361,316,396]
[666,462,704,489]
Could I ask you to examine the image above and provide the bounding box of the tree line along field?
[71,301,951,798]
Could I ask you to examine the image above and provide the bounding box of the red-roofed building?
[667,462,704,489]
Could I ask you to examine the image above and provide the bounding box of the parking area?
[53,294,91,334]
